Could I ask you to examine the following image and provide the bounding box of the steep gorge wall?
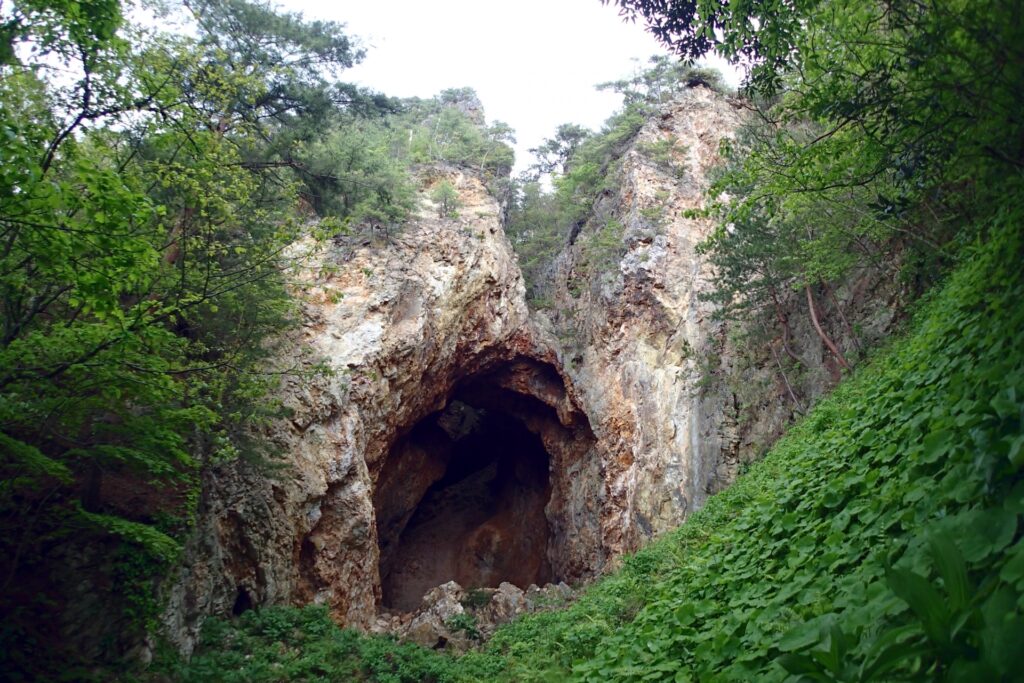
[163,167,605,653]
[538,86,748,555]
[540,85,901,556]
[164,87,900,653]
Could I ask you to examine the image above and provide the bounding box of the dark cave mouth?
[376,403,555,612]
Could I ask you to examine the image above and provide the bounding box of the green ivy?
[175,212,1021,683]
[475,203,1024,682]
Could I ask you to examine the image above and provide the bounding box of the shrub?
[430,180,461,218]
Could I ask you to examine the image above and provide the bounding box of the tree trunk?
[806,284,852,371]
[821,279,863,354]
[81,461,103,513]
[769,285,804,365]
[762,323,805,413]
[163,206,195,267]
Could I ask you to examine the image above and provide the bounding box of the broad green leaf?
[920,430,952,464]
[860,624,928,680]
[1006,434,1024,468]
[928,534,970,611]
[777,653,833,682]
[959,508,1017,562]
[998,541,1024,587]
[886,568,950,647]
[778,619,825,653]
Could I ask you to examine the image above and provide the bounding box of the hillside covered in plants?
[174,213,1024,681]
[1,0,1022,680]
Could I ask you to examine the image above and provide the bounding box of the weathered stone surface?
[402,580,469,649]
[540,86,749,556]
[162,166,603,654]
[164,87,899,655]
[542,85,900,558]
[480,582,526,627]
[390,578,573,650]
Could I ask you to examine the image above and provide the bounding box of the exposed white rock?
[164,87,898,655]
[542,86,749,555]
[162,167,542,652]
[543,85,899,557]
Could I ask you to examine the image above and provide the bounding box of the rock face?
[164,86,899,652]
[372,579,574,652]
[538,87,747,556]
[540,85,900,556]
[163,166,604,653]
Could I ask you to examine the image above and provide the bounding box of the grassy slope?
[169,214,1023,682]
[466,211,1024,682]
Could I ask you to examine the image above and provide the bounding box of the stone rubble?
[372,580,575,652]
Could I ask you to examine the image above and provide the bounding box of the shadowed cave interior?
[375,383,560,612]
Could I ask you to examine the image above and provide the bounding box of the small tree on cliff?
[431,180,460,218]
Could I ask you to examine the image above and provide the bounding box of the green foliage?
[507,59,724,304]
[580,217,625,278]
[597,55,732,106]
[297,87,512,236]
[0,0,123,65]
[636,134,686,176]
[181,0,397,148]
[0,0,418,674]
[431,180,461,218]
[0,0,518,672]
[461,588,495,609]
[603,0,811,95]
[463,208,1024,681]
[505,179,562,305]
[527,123,592,178]
[165,605,467,683]
[401,89,515,177]
[299,119,418,230]
[656,0,1024,368]
[182,216,1022,682]
[506,101,640,301]
[447,613,481,641]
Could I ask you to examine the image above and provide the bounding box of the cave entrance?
[374,358,598,613]
[379,406,552,611]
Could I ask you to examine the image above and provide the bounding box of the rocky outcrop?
[537,86,748,556]
[372,580,574,652]
[162,166,604,653]
[164,86,900,655]
[541,85,900,557]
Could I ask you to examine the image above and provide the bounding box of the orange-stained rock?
[162,88,895,654]
[162,165,604,654]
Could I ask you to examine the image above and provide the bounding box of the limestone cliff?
[164,86,899,653]
[163,166,603,653]
[538,86,746,556]
[540,85,900,556]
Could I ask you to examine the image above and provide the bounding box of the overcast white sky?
[280,0,741,172]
